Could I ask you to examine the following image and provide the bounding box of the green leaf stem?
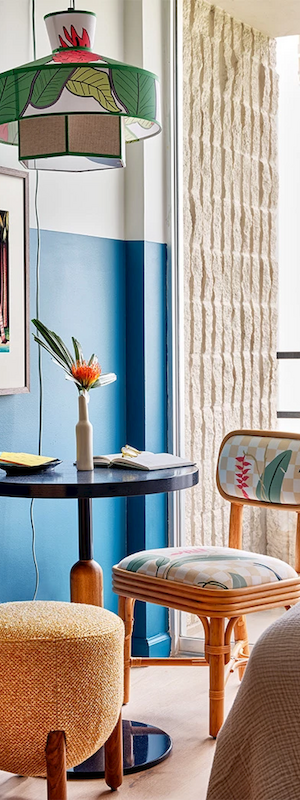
[256,451,292,503]
[32,319,72,370]
[155,557,169,568]
[33,333,68,368]
[72,337,84,364]
[256,563,282,581]
[228,572,247,588]
[197,580,229,589]
[50,332,74,368]
[125,555,155,572]
[155,556,170,575]
[32,319,116,394]
[89,379,101,389]
[32,335,70,374]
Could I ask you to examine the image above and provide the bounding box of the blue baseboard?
[132,630,171,657]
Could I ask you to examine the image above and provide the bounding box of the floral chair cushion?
[218,433,300,505]
[116,546,297,590]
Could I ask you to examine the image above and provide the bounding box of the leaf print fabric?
[30,68,74,109]
[218,433,300,506]
[256,451,292,503]
[66,68,121,112]
[118,546,297,590]
[0,64,159,127]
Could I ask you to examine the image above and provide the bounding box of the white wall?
[0,0,169,244]
[277,36,300,432]
[124,0,169,244]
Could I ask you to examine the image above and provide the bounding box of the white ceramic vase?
[76,393,94,471]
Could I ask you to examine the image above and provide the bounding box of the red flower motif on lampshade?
[59,24,90,48]
[52,23,103,62]
[52,50,102,63]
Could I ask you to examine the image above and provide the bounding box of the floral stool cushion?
[117,546,298,590]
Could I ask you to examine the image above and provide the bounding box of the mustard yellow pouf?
[0,601,124,780]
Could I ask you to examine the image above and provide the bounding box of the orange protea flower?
[71,359,101,390]
[32,320,116,394]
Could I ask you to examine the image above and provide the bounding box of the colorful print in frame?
[0,167,29,394]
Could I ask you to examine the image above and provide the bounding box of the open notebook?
[93,449,195,471]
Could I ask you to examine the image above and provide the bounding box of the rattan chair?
[113,430,300,738]
[0,601,124,799]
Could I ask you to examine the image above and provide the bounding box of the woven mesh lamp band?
[0,7,161,172]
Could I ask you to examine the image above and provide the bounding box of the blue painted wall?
[0,230,169,651]
[0,229,127,612]
[126,241,170,655]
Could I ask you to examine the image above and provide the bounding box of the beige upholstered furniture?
[0,600,124,799]
[113,430,300,738]
[206,602,300,800]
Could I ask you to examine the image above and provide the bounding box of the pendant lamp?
[0,6,161,171]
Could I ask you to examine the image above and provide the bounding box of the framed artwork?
[0,167,29,395]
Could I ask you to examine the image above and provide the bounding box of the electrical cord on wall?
[30,0,42,601]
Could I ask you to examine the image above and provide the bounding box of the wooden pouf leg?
[104,712,123,790]
[208,618,225,738]
[46,731,67,800]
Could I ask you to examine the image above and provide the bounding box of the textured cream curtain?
[183,0,279,554]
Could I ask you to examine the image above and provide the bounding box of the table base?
[67,719,172,778]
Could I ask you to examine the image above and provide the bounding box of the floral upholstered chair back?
[217,430,300,510]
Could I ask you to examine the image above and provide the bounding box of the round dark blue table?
[0,461,199,776]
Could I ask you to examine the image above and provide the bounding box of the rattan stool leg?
[234,615,250,679]
[45,730,67,800]
[209,618,225,739]
[104,712,123,790]
[119,596,135,704]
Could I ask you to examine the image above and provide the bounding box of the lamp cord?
[32,0,36,60]
[30,0,41,601]
[35,171,43,457]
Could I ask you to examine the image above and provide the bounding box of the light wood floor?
[0,609,282,800]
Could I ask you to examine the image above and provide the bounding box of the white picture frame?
[0,167,29,395]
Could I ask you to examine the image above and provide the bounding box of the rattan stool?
[0,601,124,798]
[113,430,300,739]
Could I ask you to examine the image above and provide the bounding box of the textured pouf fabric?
[0,601,124,777]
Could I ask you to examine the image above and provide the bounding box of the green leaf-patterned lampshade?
[0,9,161,171]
